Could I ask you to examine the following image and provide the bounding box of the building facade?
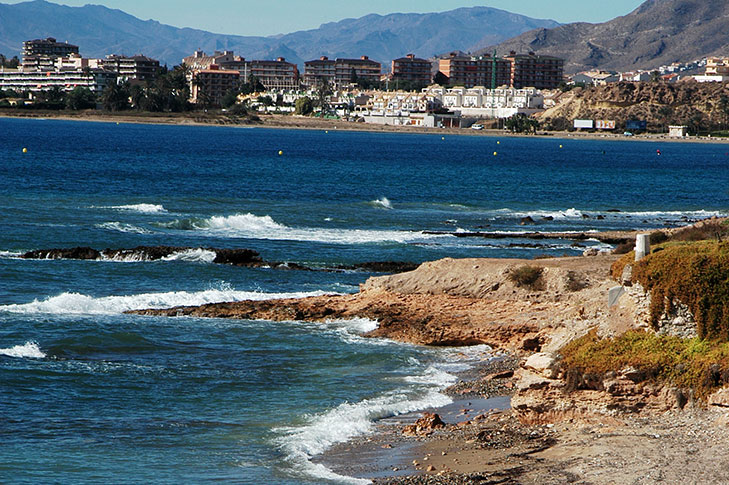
[22,37,79,71]
[0,68,116,93]
[504,52,564,89]
[248,58,299,90]
[303,56,382,87]
[189,66,240,105]
[102,55,160,82]
[391,54,432,85]
[438,52,511,88]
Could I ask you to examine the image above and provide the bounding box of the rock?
[402,412,446,436]
[515,369,559,391]
[621,264,633,286]
[487,370,515,380]
[524,352,561,379]
[541,216,554,221]
[427,465,436,472]
[709,388,729,408]
[583,248,599,257]
[22,246,101,260]
[520,216,536,225]
[334,261,419,274]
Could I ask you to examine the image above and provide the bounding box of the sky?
[3,0,647,37]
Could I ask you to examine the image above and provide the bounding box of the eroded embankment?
[130,254,621,351]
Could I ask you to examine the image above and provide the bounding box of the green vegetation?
[507,265,544,290]
[0,54,20,69]
[561,330,729,398]
[294,96,314,115]
[504,113,539,134]
[611,237,729,340]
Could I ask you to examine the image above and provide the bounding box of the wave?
[370,197,393,210]
[488,207,727,221]
[0,341,46,359]
[161,213,443,245]
[96,222,153,235]
[161,249,218,263]
[0,251,23,259]
[0,288,332,316]
[276,389,451,484]
[95,204,168,214]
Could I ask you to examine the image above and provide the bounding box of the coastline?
[3,109,729,144]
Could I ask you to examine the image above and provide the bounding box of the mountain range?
[0,0,559,67]
[485,0,729,74]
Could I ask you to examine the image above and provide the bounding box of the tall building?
[22,37,79,71]
[183,50,249,77]
[437,52,511,88]
[391,54,432,85]
[189,66,240,105]
[102,55,160,82]
[504,52,564,89]
[248,58,299,90]
[303,55,381,87]
[0,68,116,93]
[303,56,336,86]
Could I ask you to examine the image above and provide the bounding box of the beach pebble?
[427,465,436,472]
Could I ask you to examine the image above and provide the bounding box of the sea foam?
[370,197,393,210]
[96,222,153,235]
[0,289,332,316]
[165,213,442,245]
[96,204,168,214]
[0,341,46,359]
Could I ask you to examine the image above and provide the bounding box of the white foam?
[404,365,459,386]
[491,207,727,221]
[96,222,153,235]
[371,197,393,210]
[175,213,443,245]
[96,204,167,214]
[0,289,332,316]
[0,341,46,359]
[0,251,23,259]
[276,389,451,484]
[161,249,217,264]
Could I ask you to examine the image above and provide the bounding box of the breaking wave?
[96,222,153,235]
[370,197,393,210]
[95,204,168,214]
[161,213,443,245]
[0,341,46,359]
[0,288,332,316]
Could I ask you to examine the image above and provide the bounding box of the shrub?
[560,330,729,398]
[612,241,729,340]
[508,265,544,290]
[613,240,635,255]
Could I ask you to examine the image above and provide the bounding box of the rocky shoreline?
[126,223,729,483]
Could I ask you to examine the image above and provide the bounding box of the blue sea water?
[2,117,729,484]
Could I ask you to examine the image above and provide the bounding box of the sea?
[2,117,728,484]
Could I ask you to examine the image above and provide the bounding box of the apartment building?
[438,52,511,88]
[695,57,729,82]
[22,37,80,71]
[102,55,160,82]
[303,56,381,87]
[303,56,336,86]
[0,68,116,93]
[189,66,240,105]
[249,58,299,90]
[391,54,432,85]
[183,50,249,76]
[504,52,564,89]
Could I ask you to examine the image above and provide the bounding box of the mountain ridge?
[0,0,559,68]
[484,0,729,74]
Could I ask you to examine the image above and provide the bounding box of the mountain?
[483,0,729,74]
[0,0,559,68]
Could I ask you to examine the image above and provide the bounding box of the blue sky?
[5,0,646,36]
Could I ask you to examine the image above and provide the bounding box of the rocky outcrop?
[512,360,693,425]
[20,246,416,274]
[402,413,445,437]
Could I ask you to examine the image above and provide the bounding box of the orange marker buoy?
[278,150,284,156]
[22,148,28,153]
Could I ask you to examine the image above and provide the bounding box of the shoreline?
[3,110,729,144]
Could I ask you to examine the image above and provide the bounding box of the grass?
[560,330,729,398]
[612,240,729,341]
[508,265,544,290]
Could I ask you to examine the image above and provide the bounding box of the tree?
[658,105,673,133]
[256,95,273,106]
[65,87,96,110]
[315,79,332,113]
[240,76,264,95]
[295,96,314,115]
[433,71,449,86]
[504,113,539,134]
[101,80,131,111]
[221,89,240,109]
[718,95,729,129]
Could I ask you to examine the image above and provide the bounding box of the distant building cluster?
[567,57,729,86]
[0,37,160,94]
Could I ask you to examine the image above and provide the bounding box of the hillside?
[484,0,729,74]
[540,81,729,132]
[0,1,559,67]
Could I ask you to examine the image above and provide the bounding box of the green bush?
[508,265,544,290]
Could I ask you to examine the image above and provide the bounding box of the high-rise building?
[22,37,79,71]
[391,54,432,85]
[504,52,564,89]
[437,53,511,88]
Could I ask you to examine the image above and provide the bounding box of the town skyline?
[1,0,645,37]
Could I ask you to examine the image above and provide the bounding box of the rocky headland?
[129,217,729,483]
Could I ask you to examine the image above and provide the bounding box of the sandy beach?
[4,108,729,144]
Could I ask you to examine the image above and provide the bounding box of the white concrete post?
[635,234,650,261]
